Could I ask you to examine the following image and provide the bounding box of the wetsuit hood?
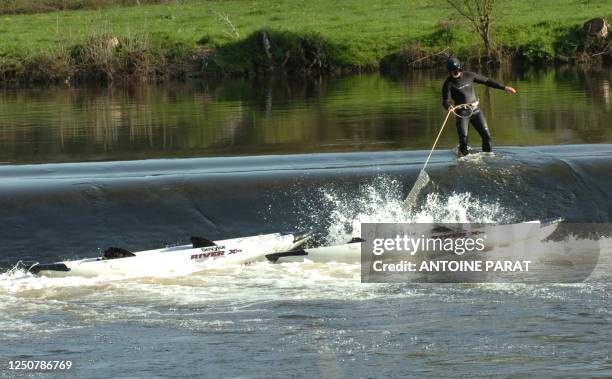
[447,57,462,73]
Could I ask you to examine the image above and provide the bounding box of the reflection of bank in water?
[1,69,611,164]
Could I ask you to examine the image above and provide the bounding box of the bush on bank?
[202,29,349,76]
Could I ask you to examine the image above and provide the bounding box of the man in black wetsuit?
[442,57,517,156]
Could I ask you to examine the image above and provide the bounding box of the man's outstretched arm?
[473,73,517,94]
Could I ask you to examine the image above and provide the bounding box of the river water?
[0,69,611,378]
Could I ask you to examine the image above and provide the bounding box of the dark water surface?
[0,70,611,378]
[0,68,610,163]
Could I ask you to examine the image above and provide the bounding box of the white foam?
[304,176,512,245]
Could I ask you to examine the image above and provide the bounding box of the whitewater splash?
[297,176,514,245]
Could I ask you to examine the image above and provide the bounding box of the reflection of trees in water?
[583,71,611,107]
[0,85,237,162]
[0,69,610,163]
[601,80,610,105]
[507,68,612,143]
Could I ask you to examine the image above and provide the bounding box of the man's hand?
[505,86,517,94]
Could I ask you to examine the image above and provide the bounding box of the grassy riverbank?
[0,0,610,84]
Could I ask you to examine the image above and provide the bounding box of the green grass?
[0,0,168,15]
[0,0,610,83]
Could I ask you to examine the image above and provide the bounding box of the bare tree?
[445,0,496,58]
